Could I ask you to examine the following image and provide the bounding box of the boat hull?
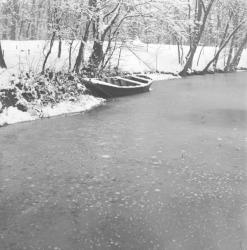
[84,78,152,98]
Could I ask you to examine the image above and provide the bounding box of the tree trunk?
[73,20,91,73]
[73,0,94,73]
[202,23,242,73]
[89,41,104,70]
[58,37,62,58]
[180,0,215,76]
[88,0,122,74]
[213,19,231,70]
[188,0,192,49]
[116,43,123,72]
[74,41,85,73]
[228,32,247,71]
[177,40,181,65]
[10,22,16,40]
[42,31,56,73]
[224,36,235,71]
[175,37,183,65]
[26,22,31,39]
[68,40,74,71]
[179,43,197,75]
[0,42,7,68]
[197,45,205,66]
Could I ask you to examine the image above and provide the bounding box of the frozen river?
[0,72,246,250]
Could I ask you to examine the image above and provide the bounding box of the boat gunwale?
[85,77,152,89]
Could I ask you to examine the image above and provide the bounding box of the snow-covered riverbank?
[0,95,103,126]
[0,72,178,126]
[0,40,246,126]
[0,71,105,126]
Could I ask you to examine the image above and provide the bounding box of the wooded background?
[0,0,246,74]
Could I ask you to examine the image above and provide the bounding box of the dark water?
[0,72,246,250]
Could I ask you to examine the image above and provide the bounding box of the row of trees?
[0,0,246,75]
[180,0,247,75]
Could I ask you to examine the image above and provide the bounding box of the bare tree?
[180,0,216,76]
[42,2,62,73]
[0,42,7,68]
[73,4,92,73]
[202,21,243,72]
[88,0,123,72]
[228,31,247,71]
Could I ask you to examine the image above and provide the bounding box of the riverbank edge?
[178,67,247,77]
[0,69,245,127]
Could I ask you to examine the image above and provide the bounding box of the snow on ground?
[40,95,103,118]
[0,95,103,126]
[0,107,35,126]
[143,73,180,81]
[114,42,247,74]
[1,40,246,88]
[238,48,247,68]
[0,39,246,126]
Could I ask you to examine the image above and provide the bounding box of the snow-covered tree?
[180,0,217,75]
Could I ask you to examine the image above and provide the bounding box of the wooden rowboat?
[83,75,152,98]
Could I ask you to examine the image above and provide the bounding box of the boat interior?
[101,76,150,87]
